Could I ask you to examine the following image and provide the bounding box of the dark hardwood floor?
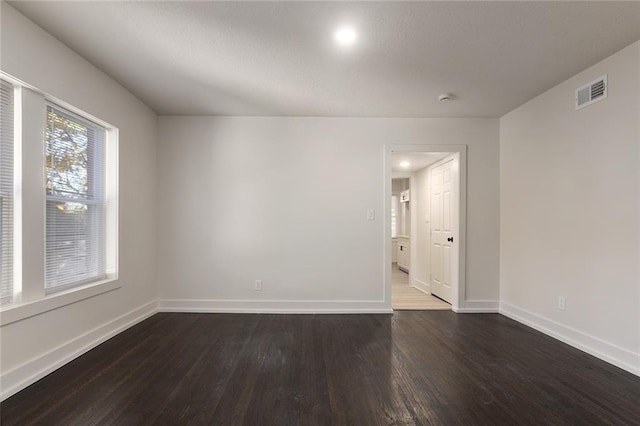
[2,312,639,425]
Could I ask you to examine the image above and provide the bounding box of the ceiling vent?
[575,75,607,110]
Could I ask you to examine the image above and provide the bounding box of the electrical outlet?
[254,280,262,291]
[558,296,566,310]
[367,209,375,221]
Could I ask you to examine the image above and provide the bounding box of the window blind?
[391,195,398,239]
[45,104,106,292]
[0,81,14,303]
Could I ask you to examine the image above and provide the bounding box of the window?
[0,78,118,324]
[391,195,398,239]
[45,105,107,293]
[0,81,14,303]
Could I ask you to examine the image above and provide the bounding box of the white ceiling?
[391,152,449,173]
[8,1,640,117]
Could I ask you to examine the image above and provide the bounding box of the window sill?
[0,278,120,326]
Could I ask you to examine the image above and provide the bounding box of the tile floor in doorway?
[392,264,450,310]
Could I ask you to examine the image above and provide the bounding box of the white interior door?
[430,158,454,303]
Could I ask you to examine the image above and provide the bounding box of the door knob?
[447,237,454,242]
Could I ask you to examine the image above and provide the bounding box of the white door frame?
[384,144,467,312]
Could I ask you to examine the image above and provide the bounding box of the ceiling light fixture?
[400,161,410,168]
[334,26,357,47]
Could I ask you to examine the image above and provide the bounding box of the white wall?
[500,41,640,375]
[401,180,410,237]
[0,0,636,402]
[391,177,404,265]
[391,178,405,194]
[412,166,430,291]
[393,178,410,236]
[157,117,499,312]
[0,3,158,398]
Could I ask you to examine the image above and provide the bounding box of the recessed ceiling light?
[334,26,357,47]
[400,161,410,168]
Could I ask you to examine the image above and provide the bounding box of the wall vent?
[575,75,607,110]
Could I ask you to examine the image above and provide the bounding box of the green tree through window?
[45,105,106,291]
[45,108,89,200]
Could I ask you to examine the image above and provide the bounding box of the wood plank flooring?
[392,264,450,310]
[2,312,640,425]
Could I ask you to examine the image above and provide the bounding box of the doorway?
[385,145,467,311]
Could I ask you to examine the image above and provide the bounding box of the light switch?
[367,209,375,220]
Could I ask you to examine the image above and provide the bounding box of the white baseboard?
[158,299,393,314]
[454,300,499,313]
[0,300,158,401]
[500,301,640,377]
[411,279,431,294]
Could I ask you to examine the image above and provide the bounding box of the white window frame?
[391,195,398,239]
[0,73,119,326]
[0,80,15,305]
[45,103,108,293]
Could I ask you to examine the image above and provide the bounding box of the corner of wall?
[500,301,639,377]
[1,301,158,401]
[498,40,640,377]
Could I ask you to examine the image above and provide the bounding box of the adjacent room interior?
[390,151,456,311]
[0,1,639,424]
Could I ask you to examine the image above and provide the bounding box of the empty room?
[1,1,639,424]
